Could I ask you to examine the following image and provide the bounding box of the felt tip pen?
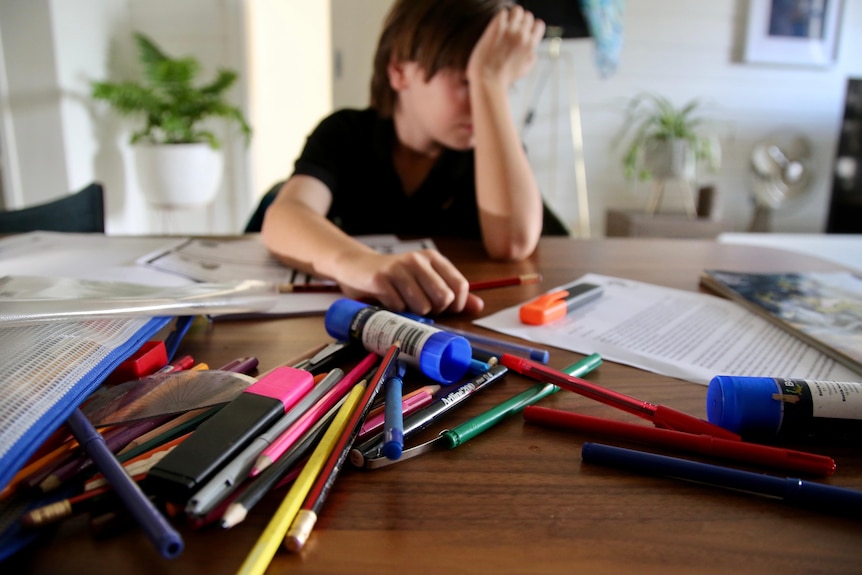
[525,407,836,477]
[358,385,440,440]
[217,356,259,374]
[251,352,380,476]
[382,362,407,460]
[500,354,741,441]
[581,442,862,516]
[351,364,509,468]
[519,282,603,325]
[66,409,184,559]
[146,366,315,503]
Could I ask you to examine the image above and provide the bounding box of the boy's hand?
[336,249,484,316]
[467,5,545,88]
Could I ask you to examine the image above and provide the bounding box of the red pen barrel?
[523,406,836,477]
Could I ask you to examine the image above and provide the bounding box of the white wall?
[515,0,862,235]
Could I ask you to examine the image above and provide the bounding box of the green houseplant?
[91,33,251,208]
[613,93,719,183]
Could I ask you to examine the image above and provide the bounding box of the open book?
[699,270,862,377]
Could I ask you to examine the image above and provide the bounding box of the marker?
[146,366,315,503]
[525,407,836,477]
[351,364,509,468]
[363,354,602,468]
[581,442,862,516]
[185,369,345,516]
[251,352,380,476]
[217,356,259,374]
[154,354,195,374]
[65,409,183,559]
[468,273,542,291]
[436,324,550,364]
[500,354,741,441]
[382,361,407,460]
[236,382,367,575]
[519,282,603,325]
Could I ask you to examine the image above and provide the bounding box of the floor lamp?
[518,1,592,238]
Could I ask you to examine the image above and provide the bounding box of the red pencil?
[469,273,542,291]
[278,283,341,293]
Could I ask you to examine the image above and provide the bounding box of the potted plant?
[613,93,720,185]
[92,33,251,208]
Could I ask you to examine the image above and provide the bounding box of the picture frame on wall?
[744,0,843,66]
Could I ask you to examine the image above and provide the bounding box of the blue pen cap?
[324,298,368,341]
[706,375,783,437]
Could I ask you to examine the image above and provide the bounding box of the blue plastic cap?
[383,437,403,460]
[530,349,551,363]
[421,331,471,385]
[706,376,783,437]
[324,298,369,341]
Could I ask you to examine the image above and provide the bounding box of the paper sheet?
[474,273,861,385]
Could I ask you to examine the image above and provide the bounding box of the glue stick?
[706,375,862,441]
[324,299,471,385]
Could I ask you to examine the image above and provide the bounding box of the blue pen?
[383,362,407,460]
[581,442,862,516]
[438,324,550,363]
[66,409,184,558]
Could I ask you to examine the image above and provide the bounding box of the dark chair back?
[245,180,571,237]
[0,183,105,233]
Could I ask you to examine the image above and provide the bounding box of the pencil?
[468,273,542,291]
[65,409,183,559]
[235,381,367,575]
[284,344,400,552]
[277,283,341,293]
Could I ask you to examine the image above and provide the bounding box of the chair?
[0,183,105,233]
[244,180,571,236]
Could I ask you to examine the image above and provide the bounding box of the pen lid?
[325,298,368,341]
[706,375,783,437]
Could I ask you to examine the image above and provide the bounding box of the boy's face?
[391,62,473,152]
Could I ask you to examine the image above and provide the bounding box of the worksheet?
[474,273,861,385]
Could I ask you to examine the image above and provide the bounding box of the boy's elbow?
[484,233,538,261]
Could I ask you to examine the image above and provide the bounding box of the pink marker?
[250,352,379,476]
[358,386,438,441]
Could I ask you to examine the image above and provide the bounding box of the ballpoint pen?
[358,354,603,467]
[382,362,407,460]
[436,324,550,363]
[581,442,862,516]
[351,364,509,468]
[500,354,741,441]
[526,406,836,477]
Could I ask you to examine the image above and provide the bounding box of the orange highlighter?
[519,282,603,325]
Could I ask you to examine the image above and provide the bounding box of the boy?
[262,0,545,316]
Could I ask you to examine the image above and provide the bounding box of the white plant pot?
[134,143,224,208]
[643,138,695,180]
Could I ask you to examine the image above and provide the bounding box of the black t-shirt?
[291,108,481,238]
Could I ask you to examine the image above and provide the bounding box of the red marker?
[500,354,741,441]
[524,406,836,477]
[469,273,542,291]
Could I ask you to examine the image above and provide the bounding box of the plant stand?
[645,177,698,216]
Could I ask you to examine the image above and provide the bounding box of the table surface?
[7,238,862,575]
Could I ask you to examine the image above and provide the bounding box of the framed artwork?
[744,0,843,66]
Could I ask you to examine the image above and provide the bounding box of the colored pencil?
[468,273,542,291]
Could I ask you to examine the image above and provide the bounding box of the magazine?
[699,270,862,376]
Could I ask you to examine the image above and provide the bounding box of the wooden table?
[8,238,862,575]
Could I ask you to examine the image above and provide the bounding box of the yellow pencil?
[235,380,366,575]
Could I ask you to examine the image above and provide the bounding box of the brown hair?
[370,0,513,117]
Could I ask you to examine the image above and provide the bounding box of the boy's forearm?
[470,80,543,260]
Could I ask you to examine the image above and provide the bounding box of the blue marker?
[382,362,408,460]
[581,442,862,516]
